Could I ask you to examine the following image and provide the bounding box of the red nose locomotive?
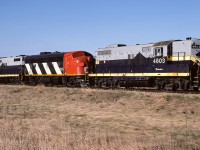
[23,51,94,86]
[63,51,95,86]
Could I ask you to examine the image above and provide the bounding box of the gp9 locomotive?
[24,51,95,86]
[90,37,200,91]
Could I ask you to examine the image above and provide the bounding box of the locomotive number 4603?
[153,58,165,64]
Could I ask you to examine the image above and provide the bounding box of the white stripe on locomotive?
[52,62,62,74]
[33,63,42,75]
[42,62,52,74]
[25,64,33,75]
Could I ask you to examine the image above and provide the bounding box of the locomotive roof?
[153,40,181,47]
[25,52,66,63]
[26,52,65,59]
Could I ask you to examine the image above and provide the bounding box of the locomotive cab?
[166,38,200,61]
[191,39,200,58]
[152,40,176,59]
[64,51,92,76]
[63,51,94,87]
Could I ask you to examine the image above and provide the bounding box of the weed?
[0,85,199,149]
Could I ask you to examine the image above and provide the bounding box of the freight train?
[1,37,200,91]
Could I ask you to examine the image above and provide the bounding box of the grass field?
[0,85,199,149]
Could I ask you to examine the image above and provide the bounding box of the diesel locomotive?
[0,51,94,87]
[0,37,200,91]
[90,37,200,91]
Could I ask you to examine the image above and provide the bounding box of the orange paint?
[64,51,91,76]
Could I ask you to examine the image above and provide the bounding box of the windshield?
[72,52,84,58]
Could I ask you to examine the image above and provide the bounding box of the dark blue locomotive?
[89,38,200,90]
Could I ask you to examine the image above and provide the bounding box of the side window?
[97,50,111,55]
[142,47,151,53]
[14,58,20,62]
[192,43,200,49]
[167,45,172,56]
[154,49,157,56]
[154,47,163,57]
[128,54,134,59]
[128,54,131,59]
[103,50,111,55]
[98,51,103,55]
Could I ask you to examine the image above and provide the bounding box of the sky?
[0,0,200,57]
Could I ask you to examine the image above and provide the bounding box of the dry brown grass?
[0,85,200,149]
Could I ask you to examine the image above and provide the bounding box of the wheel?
[106,80,112,88]
[172,83,179,91]
[155,82,161,90]
[98,80,103,88]
[193,86,199,91]
[181,80,189,91]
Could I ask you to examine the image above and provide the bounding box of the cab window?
[14,58,20,62]
[154,47,163,57]
[192,43,200,49]
[73,52,84,58]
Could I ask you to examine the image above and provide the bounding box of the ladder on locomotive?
[193,65,200,91]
